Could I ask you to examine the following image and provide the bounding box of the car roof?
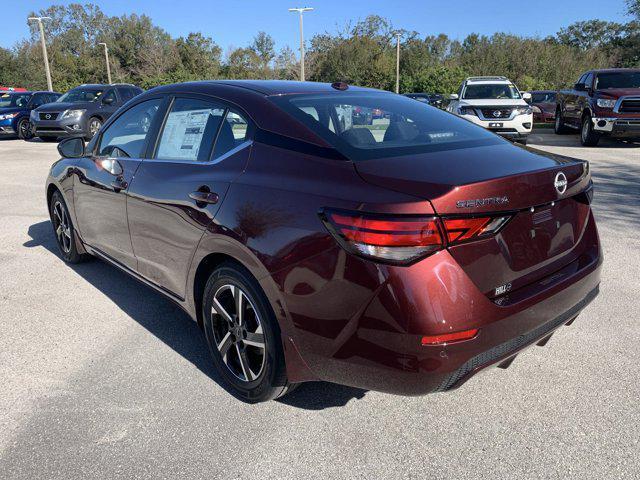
[465,76,511,84]
[0,90,58,95]
[152,80,380,96]
[591,68,640,74]
[72,84,111,89]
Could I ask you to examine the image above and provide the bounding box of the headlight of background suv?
[596,98,616,109]
[457,106,476,116]
[514,106,532,115]
[0,112,19,121]
[61,109,86,119]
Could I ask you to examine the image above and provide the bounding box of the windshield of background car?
[463,84,521,100]
[531,92,556,103]
[0,93,32,108]
[270,92,502,161]
[56,88,103,103]
[595,72,640,90]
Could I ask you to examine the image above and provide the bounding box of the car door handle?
[111,177,128,192]
[189,191,219,205]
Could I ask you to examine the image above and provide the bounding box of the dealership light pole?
[98,42,112,84]
[288,7,313,82]
[395,33,401,94]
[28,16,53,91]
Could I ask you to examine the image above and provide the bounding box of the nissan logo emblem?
[492,110,502,118]
[554,172,568,195]
[45,114,51,119]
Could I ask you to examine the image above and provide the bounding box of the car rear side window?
[118,87,141,102]
[156,98,226,162]
[583,73,594,89]
[270,92,500,161]
[211,109,250,159]
[98,99,162,159]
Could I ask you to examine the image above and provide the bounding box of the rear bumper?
[437,284,599,391]
[283,209,602,395]
[534,111,555,123]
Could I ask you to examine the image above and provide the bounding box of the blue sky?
[0,0,632,53]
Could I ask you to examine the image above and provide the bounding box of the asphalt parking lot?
[0,130,638,479]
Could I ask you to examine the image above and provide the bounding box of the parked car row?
[0,83,143,142]
[402,68,640,147]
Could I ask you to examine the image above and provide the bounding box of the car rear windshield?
[463,84,521,100]
[531,92,556,103]
[269,92,501,161]
[595,72,640,90]
[57,88,104,103]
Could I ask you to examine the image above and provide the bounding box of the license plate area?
[489,122,503,128]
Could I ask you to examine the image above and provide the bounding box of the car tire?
[516,137,528,145]
[17,118,34,140]
[86,116,102,140]
[202,262,295,403]
[580,114,601,147]
[49,190,91,264]
[554,109,571,134]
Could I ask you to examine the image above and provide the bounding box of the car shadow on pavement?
[24,220,367,410]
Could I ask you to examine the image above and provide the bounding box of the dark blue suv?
[0,91,61,139]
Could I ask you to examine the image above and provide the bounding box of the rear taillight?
[442,216,511,244]
[321,210,443,265]
[321,209,511,265]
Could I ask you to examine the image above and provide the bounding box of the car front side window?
[98,99,162,159]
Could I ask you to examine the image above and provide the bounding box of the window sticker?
[157,109,212,161]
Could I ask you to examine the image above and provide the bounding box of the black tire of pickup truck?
[554,109,571,134]
[580,114,601,147]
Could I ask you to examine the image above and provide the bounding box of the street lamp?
[395,33,401,94]
[288,7,313,82]
[98,42,112,84]
[28,16,53,91]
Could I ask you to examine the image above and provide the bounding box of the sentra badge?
[456,196,509,209]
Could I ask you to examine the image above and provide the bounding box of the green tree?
[557,20,625,50]
[175,32,222,81]
[251,32,276,76]
[225,47,263,79]
[627,0,640,19]
[274,46,299,80]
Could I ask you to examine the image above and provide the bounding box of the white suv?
[447,76,533,144]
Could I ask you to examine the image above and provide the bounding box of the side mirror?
[522,92,532,101]
[99,158,124,176]
[574,83,587,92]
[449,93,459,100]
[102,96,114,105]
[57,137,85,158]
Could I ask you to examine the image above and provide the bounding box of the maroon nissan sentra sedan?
[46,81,601,402]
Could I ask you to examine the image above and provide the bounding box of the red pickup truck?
[555,68,640,146]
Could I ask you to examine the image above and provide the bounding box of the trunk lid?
[355,143,593,298]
